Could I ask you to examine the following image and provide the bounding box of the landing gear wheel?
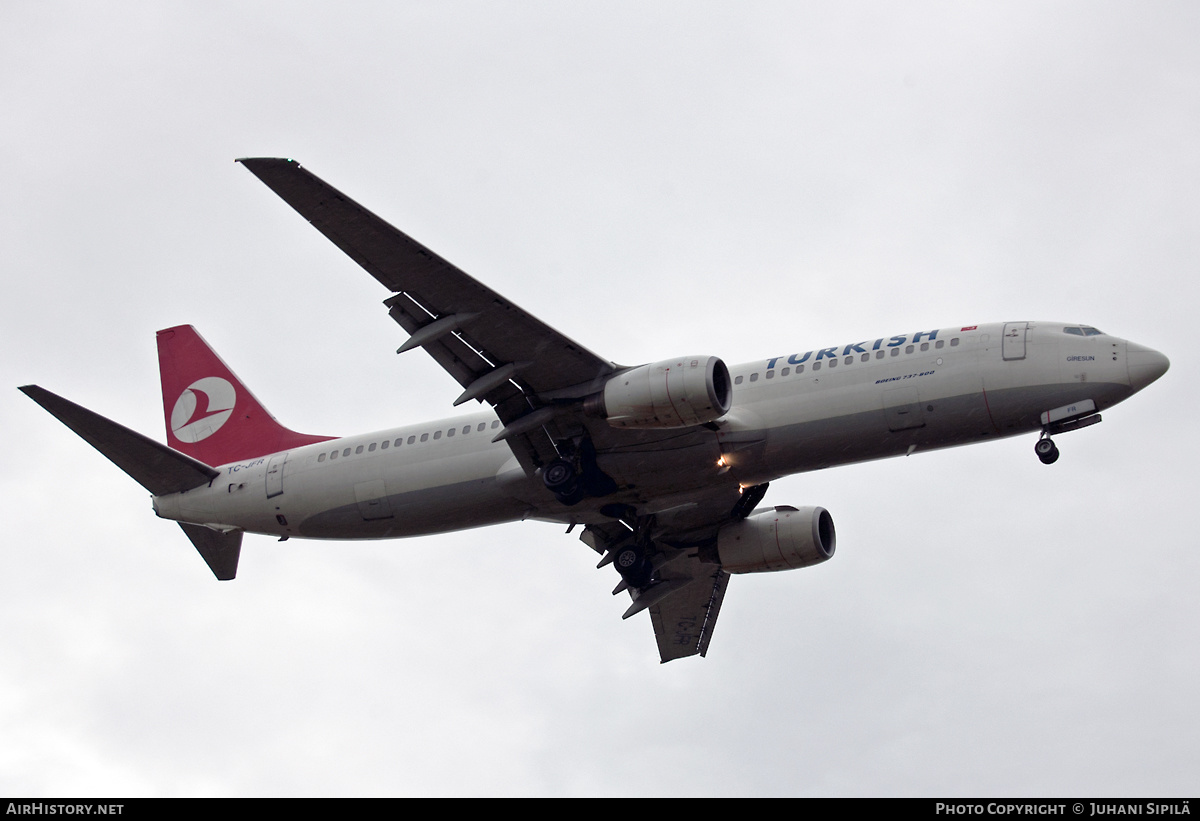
[613,543,653,588]
[1035,438,1059,465]
[542,459,577,492]
[556,484,586,506]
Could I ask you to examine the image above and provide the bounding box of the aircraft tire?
[614,544,652,587]
[556,485,586,506]
[1035,438,1059,464]
[543,459,578,492]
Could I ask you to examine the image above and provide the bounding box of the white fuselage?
[151,322,1153,540]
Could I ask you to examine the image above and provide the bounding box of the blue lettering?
[887,335,906,348]
[843,342,868,355]
[872,338,884,350]
[766,357,782,369]
[788,351,812,365]
[815,347,837,361]
[913,330,939,343]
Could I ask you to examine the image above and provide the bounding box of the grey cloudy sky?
[3,1,1197,797]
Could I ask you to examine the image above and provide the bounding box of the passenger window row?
[316,419,502,463]
[735,337,960,385]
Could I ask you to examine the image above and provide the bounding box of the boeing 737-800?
[20,158,1170,662]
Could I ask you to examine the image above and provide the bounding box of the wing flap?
[649,563,730,662]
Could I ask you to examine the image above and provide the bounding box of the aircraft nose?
[1126,341,1169,393]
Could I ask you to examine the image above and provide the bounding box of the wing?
[650,565,729,662]
[580,482,761,662]
[236,157,618,473]
[237,158,754,661]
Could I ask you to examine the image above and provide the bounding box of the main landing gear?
[1034,434,1059,465]
[540,438,618,506]
[542,457,585,505]
[612,540,654,589]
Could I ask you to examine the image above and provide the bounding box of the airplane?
[19,158,1171,663]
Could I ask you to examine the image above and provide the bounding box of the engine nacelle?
[590,356,732,429]
[716,505,836,574]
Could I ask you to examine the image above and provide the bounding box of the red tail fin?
[157,325,335,466]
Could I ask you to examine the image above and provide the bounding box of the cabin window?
[860,353,869,362]
[891,348,899,357]
[765,370,774,379]
[463,426,471,435]
[491,421,500,429]
[920,342,929,352]
[812,361,821,371]
[875,350,884,359]
[796,364,804,373]
[734,375,744,385]
[828,359,837,368]
[355,445,364,454]
[343,448,351,457]
[368,443,377,452]
[380,440,389,450]
[781,367,790,376]
[318,453,326,463]
[433,431,442,440]
[407,436,416,445]
[844,356,853,365]
[951,338,960,347]
[420,433,429,443]
[447,428,455,437]
[935,340,944,349]
[329,450,338,460]
[905,345,914,354]
[749,372,758,382]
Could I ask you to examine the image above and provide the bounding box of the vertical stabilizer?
[157,325,334,466]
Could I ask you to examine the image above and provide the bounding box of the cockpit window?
[1082,326,1104,336]
[1064,325,1105,336]
[1063,327,1083,336]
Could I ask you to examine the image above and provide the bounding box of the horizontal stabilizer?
[20,385,219,496]
[179,523,242,580]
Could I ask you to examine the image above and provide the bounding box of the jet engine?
[716,505,835,574]
[587,356,732,429]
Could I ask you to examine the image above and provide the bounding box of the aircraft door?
[266,452,287,498]
[1002,322,1028,361]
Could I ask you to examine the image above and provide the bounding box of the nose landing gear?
[1034,435,1059,465]
[1034,401,1105,465]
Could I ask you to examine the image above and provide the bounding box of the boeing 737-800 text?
[20,158,1170,662]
